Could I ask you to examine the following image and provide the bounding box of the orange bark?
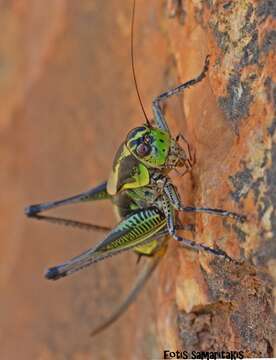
[0,0,275,358]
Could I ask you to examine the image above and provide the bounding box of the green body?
[107,126,172,256]
[25,56,238,336]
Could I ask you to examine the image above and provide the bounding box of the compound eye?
[136,143,151,157]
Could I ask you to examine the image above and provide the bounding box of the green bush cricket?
[25,0,245,336]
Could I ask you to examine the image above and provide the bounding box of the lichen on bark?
[157,0,276,357]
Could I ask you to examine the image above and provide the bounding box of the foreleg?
[152,56,209,132]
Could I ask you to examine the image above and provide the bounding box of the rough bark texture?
[0,0,275,359]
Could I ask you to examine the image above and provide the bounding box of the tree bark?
[0,0,275,359]
[157,0,276,357]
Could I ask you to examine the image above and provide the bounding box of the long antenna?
[131,0,151,126]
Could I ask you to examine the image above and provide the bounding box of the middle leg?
[163,182,246,223]
[161,194,234,261]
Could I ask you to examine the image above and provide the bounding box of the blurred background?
[0,1,174,358]
[2,0,275,358]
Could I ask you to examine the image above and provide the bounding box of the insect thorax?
[112,185,161,219]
